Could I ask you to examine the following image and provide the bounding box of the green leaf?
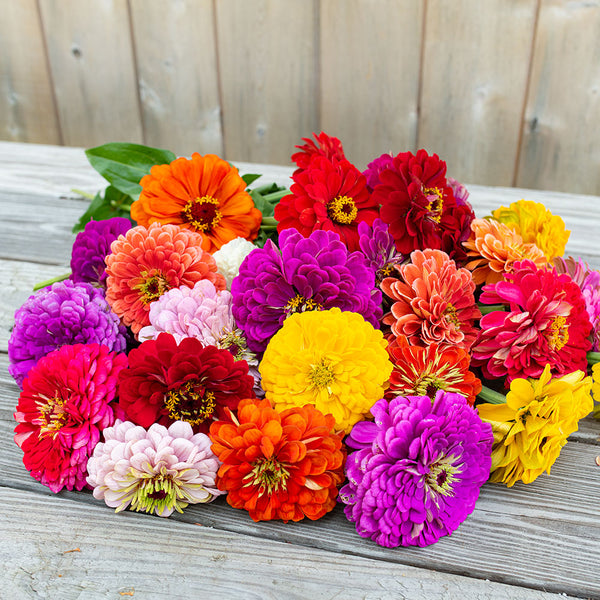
[85,143,177,198]
[242,173,262,187]
[72,185,135,233]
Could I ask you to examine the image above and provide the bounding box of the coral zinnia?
[13,343,127,493]
[118,333,254,433]
[291,131,346,172]
[373,149,475,262]
[131,152,262,253]
[386,335,481,405]
[473,260,592,382]
[232,227,382,353]
[105,223,226,335]
[87,420,224,516]
[339,391,492,547]
[274,156,379,251]
[209,398,345,522]
[478,365,592,487]
[381,249,480,351]
[259,308,392,434]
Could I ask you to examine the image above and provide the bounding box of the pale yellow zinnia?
[259,307,392,434]
[592,362,600,419]
[477,364,592,487]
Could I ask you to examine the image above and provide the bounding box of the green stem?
[587,352,600,365]
[251,183,278,195]
[263,190,289,202]
[71,188,95,200]
[477,385,507,405]
[33,272,71,291]
[261,216,278,228]
[478,304,506,315]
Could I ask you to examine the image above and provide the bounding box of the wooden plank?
[129,0,224,157]
[419,0,538,186]
[38,0,143,147]
[319,0,423,168]
[516,0,600,195]
[0,0,61,144]
[215,0,319,164]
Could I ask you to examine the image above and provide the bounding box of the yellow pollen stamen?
[284,294,323,316]
[425,457,460,499]
[309,361,335,390]
[164,381,216,426]
[135,270,170,304]
[548,315,569,351]
[244,456,290,496]
[444,303,461,329]
[182,195,223,232]
[327,195,358,224]
[37,395,68,438]
[423,187,444,223]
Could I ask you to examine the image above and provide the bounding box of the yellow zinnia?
[492,199,570,262]
[259,307,392,434]
[477,364,592,487]
[592,362,600,419]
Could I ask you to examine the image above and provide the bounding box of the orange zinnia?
[131,153,262,253]
[210,398,346,522]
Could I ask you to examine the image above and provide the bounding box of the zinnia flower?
[447,177,471,207]
[87,420,224,516]
[492,200,570,262]
[13,343,127,493]
[357,218,404,284]
[478,365,592,486]
[363,152,395,191]
[373,149,475,261]
[209,398,345,522]
[274,156,379,251]
[70,217,132,287]
[291,131,345,172]
[381,249,480,351]
[463,218,547,285]
[473,260,592,382]
[339,391,492,548]
[118,333,254,433]
[593,363,600,419]
[131,152,262,253]
[8,281,127,388]
[259,308,392,434]
[105,223,226,335]
[212,237,257,290]
[386,335,481,405]
[232,228,382,353]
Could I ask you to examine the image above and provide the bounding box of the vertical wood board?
[419,0,538,185]
[320,0,423,169]
[0,0,61,144]
[38,0,143,146]
[517,0,600,195]
[130,0,223,157]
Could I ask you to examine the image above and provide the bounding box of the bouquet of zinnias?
[9,133,600,548]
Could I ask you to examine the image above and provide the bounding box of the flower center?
[130,471,179,514]
[244,456,290,496]
[309,360,335,390]
[218,329,254,363]
[327,195,358,224]
[414,375,447,398]
[36,394,68,438]
[443,303,461,329]
[284,294,323,316]
[182,195,223,232]
[548,315,569,351]
[136,270,170,304]
[164,380,216,426]
[425,456,460,498]
[423,187,444,223]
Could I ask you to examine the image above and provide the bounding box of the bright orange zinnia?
[131,153,262,253]
[105,223,226,335]
[210,398,345,522]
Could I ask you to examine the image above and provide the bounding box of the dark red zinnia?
[274,155,379,251]
[118,333,255,433]
[291,131,346,172]
[373,149,474,262]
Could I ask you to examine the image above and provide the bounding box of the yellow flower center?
[444,303,461,329]
[309,361,335,390]
[244,456,290,496]
[130,471,180,514]
[182,195,223,232]
[284,294,323,316]
[423,187,443,223]
[136,270,170,304]
[425,456,459,498]
[327,195,358,224]
[548,315,569,351]
[37,394,68,438]
[164,380,216,426]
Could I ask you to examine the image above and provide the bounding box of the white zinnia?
[212,237,257,290]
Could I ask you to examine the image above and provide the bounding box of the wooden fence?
[2,0,600,194]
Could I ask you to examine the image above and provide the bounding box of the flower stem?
[477,386,507,405]
[263,190,289,203]
[33,272,71,291]
[478,304,506,315]
[71,188,95,200]
[261,216,278,228]
[587,352,600,365]
[252,183,278,195]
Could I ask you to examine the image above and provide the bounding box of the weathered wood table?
[1,141,599,599]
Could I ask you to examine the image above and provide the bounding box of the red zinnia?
[373,149,474,261]
[274,156,379,251]
[210,398,346,522]
[118,333,255,433]
[291,131,346,172]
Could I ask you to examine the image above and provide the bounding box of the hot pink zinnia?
[380,249,480,351]
[472,260,592,382]
[13,344,127,493]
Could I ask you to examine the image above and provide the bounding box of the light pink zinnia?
[582,270,600,351]
[86,420,224,516]
[380,249,480,350]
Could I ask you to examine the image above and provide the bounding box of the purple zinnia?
[363,152,394,191]
[339,391,493,548]
[231,227,382,353]
[357,218,405,283]
[70,217,132,287]
[8,280,127,387]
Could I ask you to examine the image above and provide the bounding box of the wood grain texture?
[319,0,423,169]
[419,0,538,186]
[0,0,61,144]
[38,0,143,146]
[130,0,224,157]
[215,0,319,164]
[516,0,600,194]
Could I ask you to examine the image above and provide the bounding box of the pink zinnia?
[13,344,127,493]
[380,249,480,351]
[473,260,592,382]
